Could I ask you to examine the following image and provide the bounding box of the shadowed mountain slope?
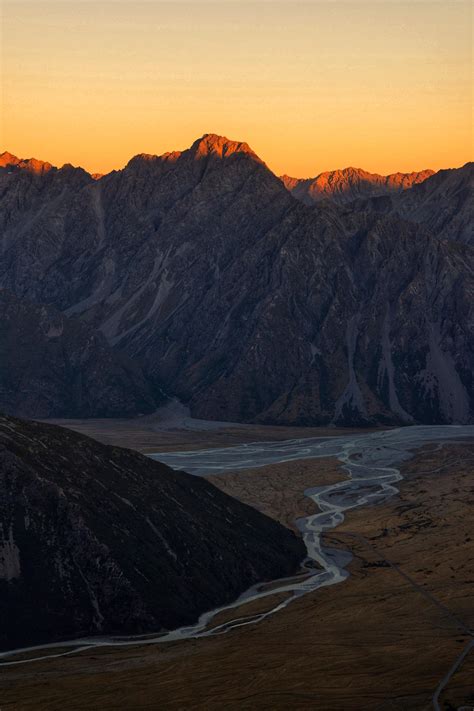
[0,414,305,650]
[0,136,472,425]
[0,290,158,418]
[357,162,473,246]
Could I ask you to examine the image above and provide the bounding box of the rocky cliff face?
[358,162,473,246]
[280,167,434,206]
[0,290,158,418]
[0,414,305,650]
[0,136,472,425]
[0,152,92,235]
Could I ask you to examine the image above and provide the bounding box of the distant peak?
[0,151,55,174]
[281,164,437,205]
[0,151,20,168]
[24,157,54,174]
[189,134,260,161]
[0,151,21,168]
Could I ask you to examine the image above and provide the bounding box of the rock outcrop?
[0,414,305,650]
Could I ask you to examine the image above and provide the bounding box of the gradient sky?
[1,0,472,177]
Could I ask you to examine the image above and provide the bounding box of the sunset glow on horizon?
[1,0,472,177]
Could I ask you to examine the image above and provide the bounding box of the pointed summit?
[189,134,260,162]
[125,134,263,174]
[0,151,21,168]
[0,151,55,174]
[22,157,55,174]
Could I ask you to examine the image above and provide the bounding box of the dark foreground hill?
[0,414,305,650]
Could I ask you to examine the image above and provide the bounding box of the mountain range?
[0,137,472,425]
[280,167,436,205]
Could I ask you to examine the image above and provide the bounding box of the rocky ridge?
[355,162,473,245]
[280,167,435,205]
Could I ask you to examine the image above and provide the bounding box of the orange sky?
[1,1,472,177]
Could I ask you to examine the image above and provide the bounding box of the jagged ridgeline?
[0,139,472,425]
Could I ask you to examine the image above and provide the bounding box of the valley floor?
[2,440,473,710]
[45,409,383,453]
